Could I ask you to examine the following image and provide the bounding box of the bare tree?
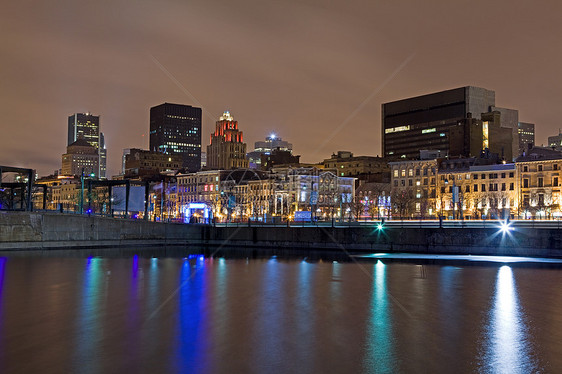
[391,188,415,219]
[351,197,365,221]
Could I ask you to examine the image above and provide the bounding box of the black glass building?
[68,113,100,149]
[149,103,202,172]
[382,86,496,159]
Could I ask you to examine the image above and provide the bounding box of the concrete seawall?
[0,212,200,250]
[2,212,562,257]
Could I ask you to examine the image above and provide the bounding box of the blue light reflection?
[0,258,6,358]
[73,257,103,373]
[173,257,209,372]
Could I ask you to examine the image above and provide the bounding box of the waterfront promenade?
[2,212,562,257]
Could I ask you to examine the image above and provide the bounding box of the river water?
[0,251,561,373]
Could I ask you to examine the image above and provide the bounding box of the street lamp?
[444,174,459,219]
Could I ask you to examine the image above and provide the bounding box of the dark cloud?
[1,0,561,176]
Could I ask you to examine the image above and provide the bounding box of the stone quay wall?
[1,212,562,257]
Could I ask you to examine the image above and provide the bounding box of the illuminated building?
[61,138,99,177]
[33,175,78,210]
[68,113,100,149]
[436,161,517,220]
[207,111,248,170]
[67,113,106,179]
[382,87,519,161]
[247,134,293,169]
[149,103,202,172]
[448,111,513,161]
[122,148,132,175]
[355,182,392,219]
[99,132,107,179]
[175,169,265,220]
[51,179,81,212]
[390,154,518,219]
[173,167,355,221]
[516,147,562,218]
[268,167,356,220]
[389,159,438,218]
[547,131,562,151]
[201,151,207,168]
[517,122,532,156]
[490,106,519,159]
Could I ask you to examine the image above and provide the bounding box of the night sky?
[2,0,561,177]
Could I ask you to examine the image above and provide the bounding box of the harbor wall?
[1,212,562,257]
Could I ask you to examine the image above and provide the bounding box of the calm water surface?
[0,252,561,373]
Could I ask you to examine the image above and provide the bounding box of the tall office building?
[99,132,107,179]
[490,106,519,159]
[68,113,100,148]
[382,87,496,159]
[247,134,293,169]
[149,103,202,172]
[207,111,248,170]
[67,113,106,178]
[519,122,535,154]
[122,148,132,175]
[382,86,520,161]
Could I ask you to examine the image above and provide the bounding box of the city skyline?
[2,0,562,177]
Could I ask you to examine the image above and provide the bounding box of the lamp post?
[445,174,458,219]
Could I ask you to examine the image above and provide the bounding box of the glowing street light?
[498,219,512,234]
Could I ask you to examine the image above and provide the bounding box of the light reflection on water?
[0,254,559,373]
[174,258,209,373]
[363,260,396,373]
[297,261,315,372]
[0,257,6,364]
[478,266,539,373]
[73,257,103,374]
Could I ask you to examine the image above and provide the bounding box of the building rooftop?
[516,147,562,162]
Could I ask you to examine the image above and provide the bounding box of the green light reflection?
[363,260,397,374]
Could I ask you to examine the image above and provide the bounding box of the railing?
[213,218,562,229]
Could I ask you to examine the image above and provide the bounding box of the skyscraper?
[99,132,107,179]
[207,111,248,170]
[149,103,202,172]
[518,122,535,154]
[67,113,106,178]
[68,113,99,149]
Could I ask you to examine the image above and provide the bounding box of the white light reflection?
[479,266,538,373]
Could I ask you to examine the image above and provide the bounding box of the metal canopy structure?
[86,179,150,219]
[0,165,34,211]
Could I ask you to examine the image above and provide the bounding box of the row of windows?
[394,168,437,177]
[522,164,559,172]
[438,172,515,180]
[440,183,515,193]
[179,175,220,184]
[394,178,437,187]
[523,177,559,188]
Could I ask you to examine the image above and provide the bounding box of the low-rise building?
[173,167,355,222]
[389,159,438,218]
[322,151,390,183]
[124,148,182,179]
[516,147,562,218]
[437,160,517,219]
